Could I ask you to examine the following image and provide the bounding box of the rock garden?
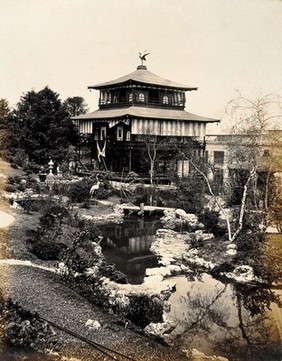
[1,162,282,361]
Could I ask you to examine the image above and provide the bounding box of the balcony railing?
[99,99,185,108]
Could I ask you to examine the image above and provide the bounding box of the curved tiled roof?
[74,106,219,123]
[88,66,197,91]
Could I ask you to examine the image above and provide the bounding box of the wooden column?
[129,148,132,172]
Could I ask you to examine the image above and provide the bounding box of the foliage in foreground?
[0,296,56,350]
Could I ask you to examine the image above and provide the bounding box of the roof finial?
[139,50,150,65]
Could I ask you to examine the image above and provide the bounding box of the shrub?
[125,294,163,328]
[4,184,16,192]
[10,149,29,167]
[190,236,204,249]
[62,228,102,274]
[30,239,64,260]
[25,200,71,259]
[235,232,265,252]
[40,204,70,225]
[10,162,18,169]
[210,261,235,277]
[64,248,99,273]
[18,183,27,192]
[198,210,226,236]
[95,186,114,200]
[134,185,167,206]
[242,210,266,232]
[81,199,91,209]
[100,263,127,284]
[3,298,57,349]
[23,162,41,174]
[176,177,207,214]
[7,175,21,185]
[68,178,92,203]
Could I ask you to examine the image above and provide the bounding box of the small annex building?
[74,61,219,181]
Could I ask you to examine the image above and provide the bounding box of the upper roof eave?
[88,67,197,91]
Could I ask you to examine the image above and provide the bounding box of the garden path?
[1,264,187,361]
[0,210,15,228]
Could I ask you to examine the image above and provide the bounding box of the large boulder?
[175,209,204,229]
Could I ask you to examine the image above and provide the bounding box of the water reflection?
[98,218,162,284]
[167,274,282,361]
[97,220,282,359]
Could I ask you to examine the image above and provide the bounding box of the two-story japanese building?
[74,62,219,180]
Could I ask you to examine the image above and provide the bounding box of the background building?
[205,130,282,190]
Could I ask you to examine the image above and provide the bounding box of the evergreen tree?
[0,98,10,155]
[63,96,88,117]
[0,98,10,126]
[6,87,80,165]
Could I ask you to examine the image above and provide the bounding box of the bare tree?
[227,92,282,230]
[175,93,281,242]
[138,126,168,185]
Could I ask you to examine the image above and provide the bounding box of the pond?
[166,274,282,361]
[98,216,162,284]
[98,219,282,360]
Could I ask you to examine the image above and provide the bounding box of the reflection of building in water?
[99,219,161,284]
[100,219,161,254]
[103,234,155,254]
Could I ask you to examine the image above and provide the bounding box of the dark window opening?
[214,151,224,165]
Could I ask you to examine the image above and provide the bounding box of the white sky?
[1,0,282,133]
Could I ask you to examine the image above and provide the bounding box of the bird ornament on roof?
[139,51,150,65]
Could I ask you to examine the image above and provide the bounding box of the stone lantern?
[48,159,54,174]
[46,159,55,189]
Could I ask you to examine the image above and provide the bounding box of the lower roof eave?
[73,107,220,124]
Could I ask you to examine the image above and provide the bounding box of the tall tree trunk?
[264,168,271,211]
[187,157,233,241]
[231,167,256,242]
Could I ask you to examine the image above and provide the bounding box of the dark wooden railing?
[99,99,185,109]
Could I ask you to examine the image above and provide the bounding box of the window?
[163,95,169,104]
[126,131,131,141]
[214,151,224,165]
[100,127,107,139]
[205,150,209,163]
[117,126,123,141]
[129,93,133,102]
[94,130,99,140]
[138,93,145,102]
[100,92,105,105]
[113,95,117,103]
[106,92,111,103]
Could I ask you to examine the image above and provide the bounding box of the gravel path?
[2,264,187,361]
